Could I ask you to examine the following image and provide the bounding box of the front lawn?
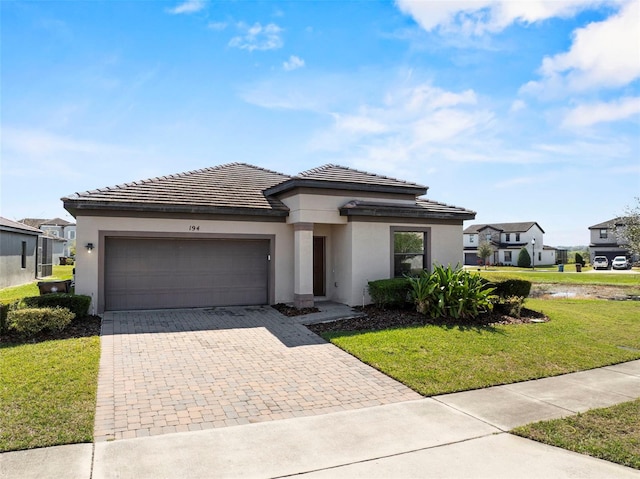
[321,299,640,396]
[478,269,640,288]
[0,336,101,452]
[513,399,640,470]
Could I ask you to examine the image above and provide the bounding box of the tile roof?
[20,217,74,227]
[340,199,475,220]
[0,216,42,234]
[297,164,427,189]
[63,163,291,215]
[588,218,625,229]
[463,222,544,234]
[63,162,472,222]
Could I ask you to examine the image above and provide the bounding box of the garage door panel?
[105,238,269,311]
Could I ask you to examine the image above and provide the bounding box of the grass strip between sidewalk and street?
[0,336,101,452]
[321,298,640,396]
[512,399,640,470]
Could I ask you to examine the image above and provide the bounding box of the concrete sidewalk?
[3,359,639,479]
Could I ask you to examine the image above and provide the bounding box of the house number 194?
[189,225,200,231]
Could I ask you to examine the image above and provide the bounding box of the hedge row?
[368,276,532,309]
[0,293,91,336]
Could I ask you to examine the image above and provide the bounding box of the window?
[21,241,27,269]
[504,251,512,262]
[538,252,541,261]
[469,235,474,243]
[600,229,608,239]
[505,233,511,242]
[515,233,520,241]
[68,230,75,240]
[393,231,427,277]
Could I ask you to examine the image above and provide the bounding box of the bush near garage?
[20,294,91,318]
[7,307,75,337]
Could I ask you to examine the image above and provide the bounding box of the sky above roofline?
[2,0,638,246]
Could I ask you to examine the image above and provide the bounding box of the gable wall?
[280,191,416,224]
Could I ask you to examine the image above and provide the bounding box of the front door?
[313,237,325,296]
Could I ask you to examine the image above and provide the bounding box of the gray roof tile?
[63,163,291,214]
[297,164,427,189]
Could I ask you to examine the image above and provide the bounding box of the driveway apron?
[94,307,421,441]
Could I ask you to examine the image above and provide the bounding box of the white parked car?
[592,256,609,270]
[611,256,631,270]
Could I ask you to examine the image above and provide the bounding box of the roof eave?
[339,206,475,221]
[63,200,290,218]
[264,179,428,197]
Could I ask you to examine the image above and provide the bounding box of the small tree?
[614,197,640,258]
[477,242,493,269]
[517,247,531,268]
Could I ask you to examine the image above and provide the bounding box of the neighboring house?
[63,163,475,313]
[0,217,42,289]
[463,221,556,266]
[588,218,636,263]
[20,217,76,261]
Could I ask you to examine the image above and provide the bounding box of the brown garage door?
[105,238,269,311]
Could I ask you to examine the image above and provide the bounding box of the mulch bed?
[0,316,102,345]
[307,305,548,334]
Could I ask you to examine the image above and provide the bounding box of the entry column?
[293,222,314,308]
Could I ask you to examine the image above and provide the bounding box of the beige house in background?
[63,163,475,314]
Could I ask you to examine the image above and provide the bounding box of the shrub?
[494,279,532,299]
[575,252,586,266]
[517,247,531,268]
[368,278,411,308]
[7,307,75,336]
[408,265,495,320]
[21,294,91,317]
[494,296,525,318]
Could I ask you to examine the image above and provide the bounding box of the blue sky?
[2,0,639,246]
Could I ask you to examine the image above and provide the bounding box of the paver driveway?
[94,307,421,441]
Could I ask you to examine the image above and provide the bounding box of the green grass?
[322,299,640,396]
[513,399,640,470]
[0,336,101,451]
[477,269,640,287]
[0,265,74,302]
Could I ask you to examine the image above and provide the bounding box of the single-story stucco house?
[62,163,475,313]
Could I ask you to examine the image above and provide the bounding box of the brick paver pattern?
[94,307,421,441]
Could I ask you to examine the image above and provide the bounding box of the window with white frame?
[600,229,608,239]
[505,233,511,242]
[515,233,520,241]
[469,235,474,243]
[504,251,512,262]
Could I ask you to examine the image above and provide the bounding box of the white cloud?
[229,23,283,51]
[166,0,206,15]
[562,97,640,127]
[208,21,228,31]
[395,0,625,36]
[522,0,640,95]
[510,100,527,112]
[283,55,305,71]
[2,127,132,157]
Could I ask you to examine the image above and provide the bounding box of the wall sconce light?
[86,243,94,253]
